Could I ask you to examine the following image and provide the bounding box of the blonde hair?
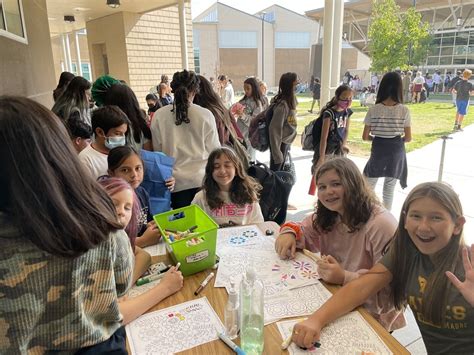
[463,69,472,79]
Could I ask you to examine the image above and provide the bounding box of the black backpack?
[301,108,336,152]
[248,161,294,224]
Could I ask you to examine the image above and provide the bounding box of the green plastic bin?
[153,204,218,276]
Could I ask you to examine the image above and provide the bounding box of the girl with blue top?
[362,72,412,211]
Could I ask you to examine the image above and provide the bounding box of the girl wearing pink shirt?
[275,157,405,331]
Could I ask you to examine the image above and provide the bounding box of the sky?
[191,0,326,19]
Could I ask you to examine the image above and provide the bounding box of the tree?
[368,0,431,72]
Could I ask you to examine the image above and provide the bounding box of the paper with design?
[216,225,275,254]
[264,282,332,324]
[276,313,393,354]
[142,241,167,256]
[215,249,319,298]
[126,297,224,355]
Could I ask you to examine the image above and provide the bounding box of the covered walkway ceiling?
[46,0,186,36]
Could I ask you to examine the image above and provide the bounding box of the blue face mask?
[105,136,126,150]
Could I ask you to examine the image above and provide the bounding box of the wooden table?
[128,222,408,354]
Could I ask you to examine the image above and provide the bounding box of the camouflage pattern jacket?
[0,215,133,354]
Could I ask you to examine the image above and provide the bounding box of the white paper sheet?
[216,225,275,255]
[126,297,225,355]
[276,313,393,354]
[215,248,319,297]
[142,241,167,256]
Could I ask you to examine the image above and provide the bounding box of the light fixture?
[107,0,120,8]
[456,16,463,28]
[64,15,75,23]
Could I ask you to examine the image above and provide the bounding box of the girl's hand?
[275,233,296,260]
[160,267,184,295]
[165,177,175,191]
[292,318,322,349]
[446,244,474,307]
[317,255,345,285]
[142,223,161,241]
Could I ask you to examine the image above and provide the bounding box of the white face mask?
[104,136,126,150]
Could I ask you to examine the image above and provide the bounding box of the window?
[427,56,439,66]
[219,31,257,48]
[0,0,26,43]
[194,49,200,74]
[275,32,311,49]
[441,47,453,56]
[81,63,91,81]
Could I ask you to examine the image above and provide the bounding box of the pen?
[217,332,245,355]
[175,262,181,270]
[194,272,215,295]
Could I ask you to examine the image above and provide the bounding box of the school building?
[192,3,320,90]
[0,0,194,108]
[306,0,474,76]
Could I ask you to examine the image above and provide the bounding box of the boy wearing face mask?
[79,105,130,179]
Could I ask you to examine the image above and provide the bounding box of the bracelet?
[280,222,303,241]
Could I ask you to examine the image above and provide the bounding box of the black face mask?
[148,104,155,109]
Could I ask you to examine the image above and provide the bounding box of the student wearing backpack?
[269,72,298,172]
[311,84,353,174]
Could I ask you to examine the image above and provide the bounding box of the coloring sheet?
[276,313,392,355]
[216,225,275,255]
[215,249,319,297]
[264,282,332,324]
[142,241,167,256]
[126,297,225,355]
[127,278,161,299]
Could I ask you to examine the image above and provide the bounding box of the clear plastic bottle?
[240,267,264,355]
[224,277,239,339]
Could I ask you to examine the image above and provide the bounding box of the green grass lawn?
[294,95,473,157]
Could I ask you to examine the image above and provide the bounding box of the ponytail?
[170,70,200,125]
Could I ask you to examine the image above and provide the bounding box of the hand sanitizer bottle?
[240,266,264,354]
[224,277,239,339]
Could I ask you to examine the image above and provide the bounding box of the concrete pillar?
[75,31,83,77]
[61,34,69,72]
[64,33,73,74]
[178,0,189,70]
[331,0,344,92]
[320,0,335,106]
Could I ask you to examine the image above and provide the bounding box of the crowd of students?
[0,68,472,354]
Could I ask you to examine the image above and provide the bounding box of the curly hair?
[313,156,380,233]
[170,70,200,125]
[203,147,261,210]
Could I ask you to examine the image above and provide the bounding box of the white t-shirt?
[78,144,108,179]
[364,103,411,138]
[150,104,221,192]
[222,84,235,109]
[192,190,264,226]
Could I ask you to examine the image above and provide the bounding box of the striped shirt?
[364,103,411,138]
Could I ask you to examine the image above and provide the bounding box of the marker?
[280,318,309,350]
[217,332,245,355]
[136,272,166,286]
[136,263,180,286]
[303,249,323,263]
[194,272,215,295]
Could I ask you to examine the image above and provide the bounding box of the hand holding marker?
[136,262,181,286]
[194,272,215,295]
